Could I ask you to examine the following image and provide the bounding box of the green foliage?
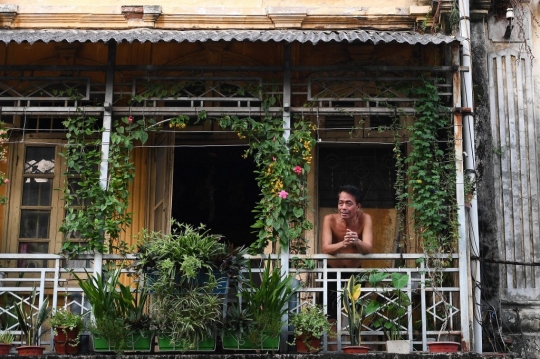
[14,289,51,346]
[60,115,154,256]
[217,96,316,253]
[364,271,411,341]
[230,259,298,347]
[74,268,151,353]
[49,307,83,331]
[0,330,14,344]
[49,308,83,347]
[288,305,334,351]
[135,222,230,351]
[342,274,366,346]
[396,78,458,255]
[154,286,221,351]
[134,222,228,285]
[62,82,315,255]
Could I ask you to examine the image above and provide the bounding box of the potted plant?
[49,307,83,354]
[395,78,460,352]
[341,274,370,354]
[288,305,334,353]
[14,288,51,356]
[0,330,14,355]
[222,258,298,351]
[75,269,153,353]
[135,222,233,352]
[365,271,411,353]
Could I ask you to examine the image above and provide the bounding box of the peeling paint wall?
[472,1,540,357]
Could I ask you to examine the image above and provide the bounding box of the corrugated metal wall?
[488,49,540,298]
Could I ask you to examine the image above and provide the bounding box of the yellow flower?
[351,283,361,301]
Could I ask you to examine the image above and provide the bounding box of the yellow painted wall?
[5,1,432,31]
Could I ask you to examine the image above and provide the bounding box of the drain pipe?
[458,0,482,353]
[94,41,116,276]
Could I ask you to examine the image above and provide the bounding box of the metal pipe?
[279,42,291,353]
[459,0,482,352]
[94,41,116,276]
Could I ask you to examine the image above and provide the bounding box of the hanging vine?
[0,123,9,205]
[60,115,154,256]
[60,85,315,255]
[391,77,458,256]
[189,89,315,253]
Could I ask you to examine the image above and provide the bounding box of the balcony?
[0,252,502,357]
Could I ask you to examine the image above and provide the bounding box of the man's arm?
[354,213,373,254]
[321,215,351,254]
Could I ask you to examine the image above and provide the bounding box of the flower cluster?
[218,103,316,253]
[169,114,189,129]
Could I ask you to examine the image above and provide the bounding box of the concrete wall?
[1,1,432,30]
[472,1,540,357]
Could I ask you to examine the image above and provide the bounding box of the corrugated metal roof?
[0,29,461,45]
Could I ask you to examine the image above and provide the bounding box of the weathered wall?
[473,2,540,357]
[1,1,432,30]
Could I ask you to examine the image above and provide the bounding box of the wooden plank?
[515,56,532,286]
[488,53,506,288]
[524,56,540,289]
[496,54,515,289]
[506,54,524,289]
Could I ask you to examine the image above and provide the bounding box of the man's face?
[337,191,360,219]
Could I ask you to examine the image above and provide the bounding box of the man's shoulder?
[323,213,339,223]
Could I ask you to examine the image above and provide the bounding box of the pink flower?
[294,166,302,175]
[272,157,276,161]
[278,190,288,199]
[128,116,134,123]
[3,179,9,184]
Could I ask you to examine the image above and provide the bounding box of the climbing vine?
[218,110,316,253]
[147,84,316,253]
[61,85,315,255]
[0,123,9,205]
[180,90,316,253]
[60,115,153,256]
[393,78,458,255]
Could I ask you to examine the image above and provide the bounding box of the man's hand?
[342,229,359,247]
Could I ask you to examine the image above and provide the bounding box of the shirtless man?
[321,184,373,321]
[322,184,373,264]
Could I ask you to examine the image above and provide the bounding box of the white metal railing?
[0,252,463,353]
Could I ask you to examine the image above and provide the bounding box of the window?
[3,140,65,262]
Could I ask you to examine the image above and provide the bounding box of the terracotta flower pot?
[427,341,460,353]
[342,345,369,354]
[16,345,45,356]
[54,326,80,354]
[295,334,321,353]
[0,343,12,355]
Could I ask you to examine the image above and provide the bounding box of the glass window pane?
[19,210,50,238]
[24,147,55,174]
[22,178,52,206]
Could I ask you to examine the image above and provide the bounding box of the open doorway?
[171,146,259,248]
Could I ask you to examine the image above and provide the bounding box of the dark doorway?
[171,146,259,247]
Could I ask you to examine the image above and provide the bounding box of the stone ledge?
[8,352,513,358]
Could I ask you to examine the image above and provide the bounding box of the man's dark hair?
[338,185,363,204]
